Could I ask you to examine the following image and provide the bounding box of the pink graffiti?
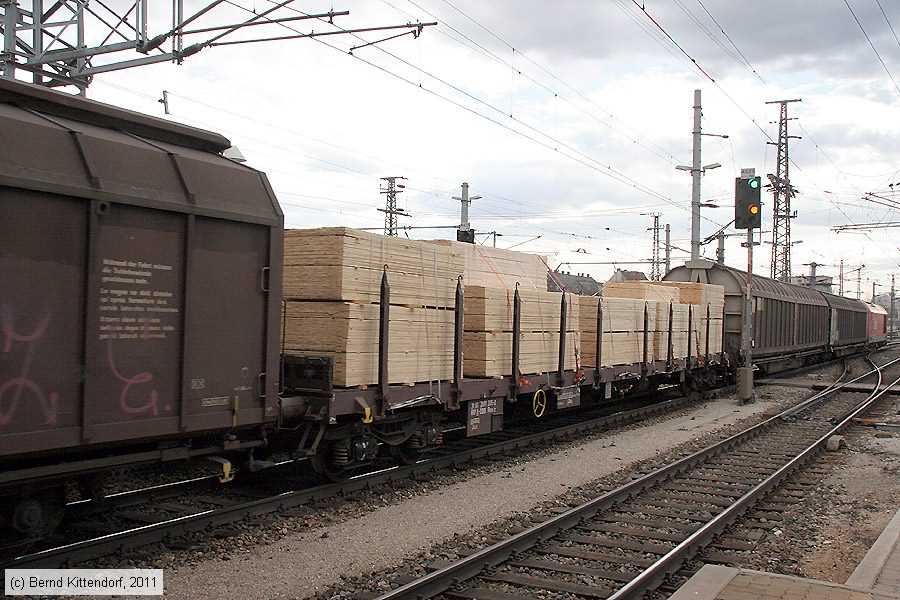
[0,304,59,426]
[106,337,158,415]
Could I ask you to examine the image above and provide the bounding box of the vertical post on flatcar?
[642,301,650,379]
[594,299,603,387]
[451,276,463,410]
[687,304,693,368]
[705,303,711,362]
[557,292,567,388]
[510,284,521,399]
[377,266,390,416]
[666,301,674,372]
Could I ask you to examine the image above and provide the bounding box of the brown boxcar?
[822,293,869,348]
[0,79,283,478]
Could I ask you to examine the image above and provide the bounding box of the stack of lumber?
[463,331,578,378]
[462,286,578,377]
[579,281,726,365]
[578,296,645,366]
[430,240,548,290]
[463,286,577,332]
[283,302,454,387]
[284,227,462,307]
[602,282,679,303]
[653,281,725,310]
[282,228,460,387]
[655,282,725,356]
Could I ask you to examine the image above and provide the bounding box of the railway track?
[373,351,900,600]
[0,386,714,570]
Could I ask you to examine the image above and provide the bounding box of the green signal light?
[748,177,761,189]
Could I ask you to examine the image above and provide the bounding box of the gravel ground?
[156,387,805,599]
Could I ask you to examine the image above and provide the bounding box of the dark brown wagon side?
[0,78,283,532]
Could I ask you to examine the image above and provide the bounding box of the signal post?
[736,168,762,404]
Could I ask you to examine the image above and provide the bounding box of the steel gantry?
[0,1,433,95]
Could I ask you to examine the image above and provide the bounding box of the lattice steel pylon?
[766,98,802,281]
[378,176,409,237]
[648,213,662,281]
[0,1,432,95]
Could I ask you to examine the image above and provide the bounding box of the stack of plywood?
[462,285,579,377]
[430,240,548,290]
[283,228,461,387]
[463,286,576,332]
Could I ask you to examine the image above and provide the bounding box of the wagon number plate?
[555,385,580,409]
[466,397,503,436]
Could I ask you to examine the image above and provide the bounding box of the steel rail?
[3,391,707,569]
[779,355,900,419]
[375,355,889,600]
[607,360,900,599]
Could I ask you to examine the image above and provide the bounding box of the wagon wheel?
[8,486,66,536]
[389,440,422,466]
[309,444,352,483]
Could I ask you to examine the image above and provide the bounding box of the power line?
[875,0,900,50]
[240,0,703,213]
[414,0,684,165]
[693,0,766,83]
[843,0,900,96]
[629,0,716,82]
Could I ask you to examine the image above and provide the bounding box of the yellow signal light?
[749,204,759,215]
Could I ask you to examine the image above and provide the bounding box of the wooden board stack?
[463,285,577,332]
[654,282,725,356]
[578,296,644,366]
[283,228,461,387]
[282,228,563,386]
[576,281,726,366]
[463,331,578,378]
[602,282,679,303]
[284,227,462,308]
[462,286,578,377]
[429,239,548,290]
[283,302,454,387]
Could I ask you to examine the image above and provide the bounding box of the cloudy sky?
[40,0,900,296]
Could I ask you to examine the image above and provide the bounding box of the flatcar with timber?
[664,262,875,374]
[0,77,283,534]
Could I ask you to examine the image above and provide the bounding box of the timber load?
[282,228,725,388]
[282,228,561,386]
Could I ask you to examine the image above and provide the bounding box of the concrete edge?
[846,507,900,589]
[668,564,738,600]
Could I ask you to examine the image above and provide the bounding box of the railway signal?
[734,176,762,229]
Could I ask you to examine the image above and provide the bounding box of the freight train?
[0,78,887,536]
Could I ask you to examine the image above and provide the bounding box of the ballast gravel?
[159,390,798,600]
